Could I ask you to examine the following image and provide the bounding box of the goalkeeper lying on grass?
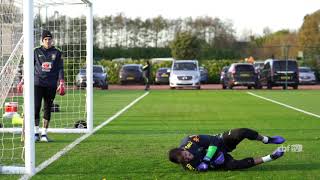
[168,128,285,172]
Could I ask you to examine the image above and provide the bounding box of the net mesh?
[0,0,24,166]
[0,0,89,169]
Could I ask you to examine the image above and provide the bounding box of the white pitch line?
[20,91,149,180]
[247,92,320,119]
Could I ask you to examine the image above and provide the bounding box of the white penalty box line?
[20,91,149,180]
[247,92,320,119]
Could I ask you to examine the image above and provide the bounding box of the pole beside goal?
[86,2,93,133]
[23,0,36,175]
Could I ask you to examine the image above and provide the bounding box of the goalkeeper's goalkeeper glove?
[57,80,65,96]
[197,162,208,172]
[197,155,212,172]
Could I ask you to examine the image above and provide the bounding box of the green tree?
[298,10,320,58]
[170,31,202,59]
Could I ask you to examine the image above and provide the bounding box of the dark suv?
[259,59,299,89]
[223,63,259,89]
[119,64,144,85]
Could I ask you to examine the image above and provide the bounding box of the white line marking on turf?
[247,92,320,119]
[20,91,149,180]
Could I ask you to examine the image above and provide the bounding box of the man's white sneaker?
[40,135,53,142]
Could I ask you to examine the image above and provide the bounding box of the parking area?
[108,84,320,90]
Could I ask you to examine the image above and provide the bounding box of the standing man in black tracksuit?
[168,128,286,172]
[18,30,65,142]
[142,60,151,91]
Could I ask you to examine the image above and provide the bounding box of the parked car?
[199,66,209,84]
[224,63,259,89]
[119,64,144,85]
[299,66,317,85]
[75,65,108,89]
[259,59,299,89]
[220,66,229,89]
[155,67,170,84]
[169,60,201,89]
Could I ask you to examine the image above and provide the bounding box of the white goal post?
[0,0,93,175]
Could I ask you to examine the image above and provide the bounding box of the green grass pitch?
[1,90,320,180]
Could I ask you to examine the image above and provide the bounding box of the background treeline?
[35,9,320,83]
[38,9,320,62]
[92,10,320,61]
[93,14,240,60]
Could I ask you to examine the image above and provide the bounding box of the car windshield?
[80,67,104,74]
[273,61,297,71]
[123,66,140,71]
[299,68,312,73]
[235,65,254,72]
[222,66,229,72]
[93,66,103,73]
[254,63,264,69]
[158,68,169,73]
[173,62,197,71]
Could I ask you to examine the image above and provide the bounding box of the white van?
[169,60,201,89]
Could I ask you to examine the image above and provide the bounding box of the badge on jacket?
[42,62,52,72]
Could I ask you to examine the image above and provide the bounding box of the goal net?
[0,0,93,174]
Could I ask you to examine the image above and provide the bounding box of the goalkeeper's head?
[42,30,53,49]
[42,30,53,41]
[169,148,194,164]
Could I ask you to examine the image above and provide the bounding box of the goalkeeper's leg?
[224,148,285,170]
[40,87,56,142]
[222,128,285,152]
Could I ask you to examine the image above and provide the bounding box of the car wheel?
[283,85,287,90]
[101,84,108,90]
[170,87,175,90]
[248,86,252,89]
[222,84,227,89]
[293,85,298,89]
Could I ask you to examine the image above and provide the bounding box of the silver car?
[75,65,108,89]
[299,67,317,85]
[169,60,201,89]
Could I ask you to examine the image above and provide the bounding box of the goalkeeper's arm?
[196,146,218,172]
[203,145,218,162]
